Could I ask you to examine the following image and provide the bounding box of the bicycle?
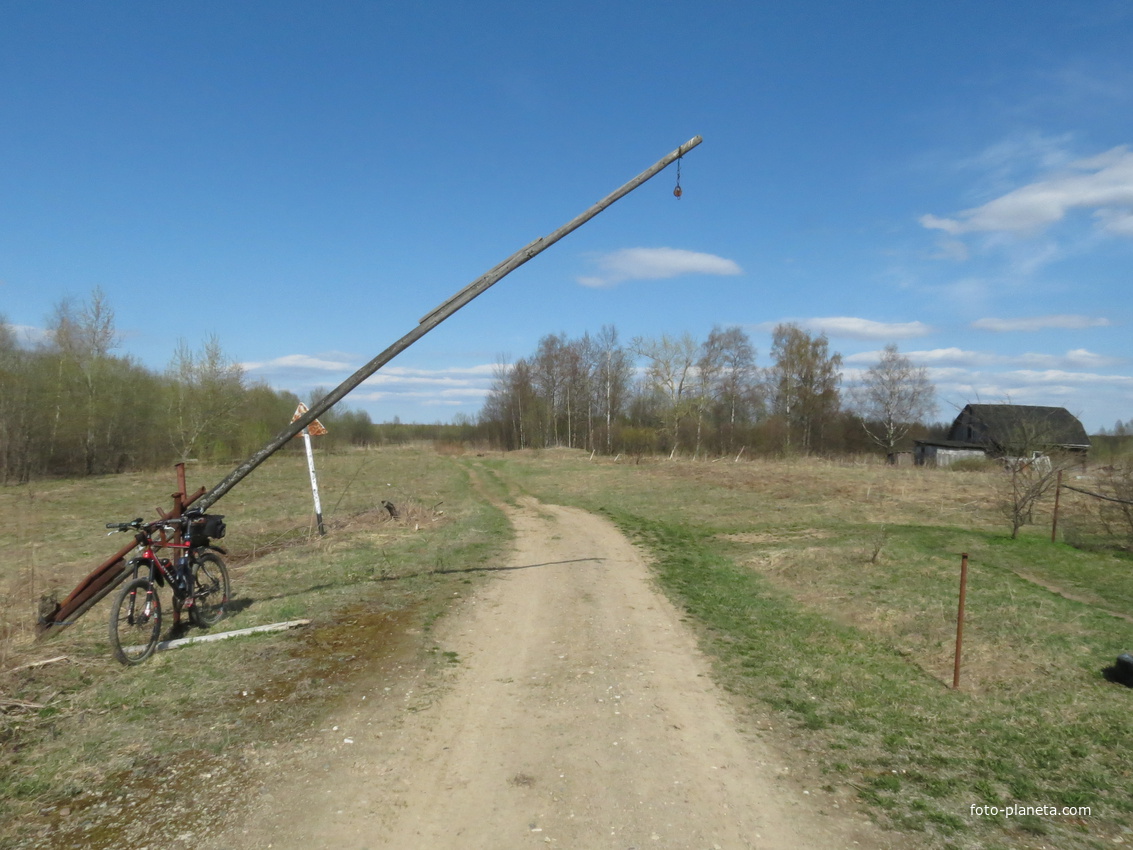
[104,509,231,665]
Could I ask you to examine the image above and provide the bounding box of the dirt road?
[218,497,901,849]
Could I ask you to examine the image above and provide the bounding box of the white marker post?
[291,403,329,536]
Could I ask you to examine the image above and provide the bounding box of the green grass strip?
[606,509,1132,845]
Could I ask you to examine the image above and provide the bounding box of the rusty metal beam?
[38,465,204,633]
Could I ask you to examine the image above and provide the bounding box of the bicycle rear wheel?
[109,578,162,665]
[188,552,230,628]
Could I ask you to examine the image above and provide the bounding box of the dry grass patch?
[0,447,511,849]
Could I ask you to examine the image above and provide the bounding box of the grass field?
[2,446,1131,849]
[481,450,1133,849]
[0,445,510,848]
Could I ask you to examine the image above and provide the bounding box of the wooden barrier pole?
[39,136,704,632]
[196,136,703,512]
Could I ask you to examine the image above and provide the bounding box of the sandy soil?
[214,497,910,850]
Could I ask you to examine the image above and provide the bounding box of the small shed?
[915,404,1091,467]
[913,440,988,468]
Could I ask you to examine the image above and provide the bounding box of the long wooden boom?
[38,135,703,632]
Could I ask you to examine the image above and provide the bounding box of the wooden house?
[915,404,1090,467]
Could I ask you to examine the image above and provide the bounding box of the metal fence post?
[953,552,969,689]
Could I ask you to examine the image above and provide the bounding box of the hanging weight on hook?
[673,156,683,198]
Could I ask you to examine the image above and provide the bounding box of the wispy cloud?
[858,347,1125,370]
[241,353,356,373]
[845,347,976,366]
[10,324,49,346]
[755,317,932,340]
[353,385,492,405]
[921,145,1133,237]
[972,314,1113,332]
[577,247,742,288]
[361,367,495,389]
[242,356,503,410]
[1007,369,1133,388]
[926,366,1133,425]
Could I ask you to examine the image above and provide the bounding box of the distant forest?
[5,290,1127,483]
[0,291,380,483]
[478,324,944,458]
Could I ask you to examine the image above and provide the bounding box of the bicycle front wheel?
[188,552,230,628]
[109,578,162,665]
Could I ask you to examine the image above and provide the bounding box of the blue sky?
[2,2,1131,432]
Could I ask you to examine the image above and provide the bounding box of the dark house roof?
[947,404,1091,453]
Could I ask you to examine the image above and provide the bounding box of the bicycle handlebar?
[105,517,184,536]
[106,518,145,531]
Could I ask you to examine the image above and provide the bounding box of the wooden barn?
[915,404,1091,467]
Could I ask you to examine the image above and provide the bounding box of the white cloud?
[239,356,503,411]
[360,364,504,391]
[362,373,483,388]
[1094,208,1133,235]
[378,364,499,377]
[1014,349,1123,369]
[241,353,355,372]
[809,317,931,340]
[921,145,1133,237]
[844,346,970,366]
[972,314,1113,332]
[756,317,932,340]
[1006,369,1133,388]
[907,347,984,366]
[354,387,491,402]
[11,324,49,346]
[954,133,1077,191]
[578,247,742,288]
[911,347,1123,370]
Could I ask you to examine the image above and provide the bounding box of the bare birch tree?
[850,343,936,455]
[699,326,758,453]
[592,325,633,454]
[632,332,699,458]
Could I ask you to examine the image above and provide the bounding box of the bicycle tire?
[188,552,230,628]
[109,578,162,665]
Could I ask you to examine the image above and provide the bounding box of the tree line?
[1,289,945,483]
[0,290,382,483]
[477,324,940,458]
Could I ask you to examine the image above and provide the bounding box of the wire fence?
[1053,470,1133,548]
[1061,483,1133,506]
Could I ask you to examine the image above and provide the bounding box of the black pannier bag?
[188,514,226,546]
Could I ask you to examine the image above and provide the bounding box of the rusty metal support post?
[175,462,187,513]
[1051,469,1063,543]
[953,552,969,690]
